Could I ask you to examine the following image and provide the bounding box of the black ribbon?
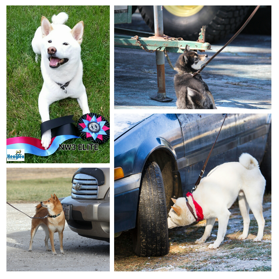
[40,115,78,138]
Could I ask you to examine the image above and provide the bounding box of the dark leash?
[6,201,48,220]
[191,114,227,192]
[192,5,260,77]
[182,114,227,222]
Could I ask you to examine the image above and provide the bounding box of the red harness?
[186,193,204,222]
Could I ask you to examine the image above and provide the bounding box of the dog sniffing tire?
[138,6,249,43]
[132,161,169,257]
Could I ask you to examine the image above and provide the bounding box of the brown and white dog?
[28,194,65,255]
[168,153,266,248]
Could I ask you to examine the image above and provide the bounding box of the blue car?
[114,114,271,257]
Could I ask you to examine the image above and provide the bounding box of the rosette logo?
[78,113,110,144]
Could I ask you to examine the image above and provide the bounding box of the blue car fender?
[133,136,177,175]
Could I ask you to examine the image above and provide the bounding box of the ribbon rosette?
[78,113,110,144]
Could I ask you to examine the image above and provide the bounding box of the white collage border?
[3,0,277,276]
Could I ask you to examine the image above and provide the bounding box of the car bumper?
[114,173,141,233]
[61,196,109,240]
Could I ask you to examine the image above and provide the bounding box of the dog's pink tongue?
[49,57,60,67]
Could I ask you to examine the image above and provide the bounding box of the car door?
[176,114,270,195]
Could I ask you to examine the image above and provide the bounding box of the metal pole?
[151,6,172,102]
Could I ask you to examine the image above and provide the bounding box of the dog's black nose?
[48,47,57,55]
[205,54,208,58]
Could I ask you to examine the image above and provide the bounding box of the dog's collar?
[56,81,71,94]
[48,212,62,218]
[186,193,204,222]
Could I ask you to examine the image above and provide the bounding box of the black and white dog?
[174,46,216,109]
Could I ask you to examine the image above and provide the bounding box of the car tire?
[132,161,169,257]
[138,6,249,43]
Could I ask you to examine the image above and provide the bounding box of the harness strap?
[185,198,198,221]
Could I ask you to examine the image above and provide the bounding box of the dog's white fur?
[168,153,266,249]
[32,12,90,149]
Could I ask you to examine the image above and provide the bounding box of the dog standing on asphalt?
[28,194,65,255]
[174,45,216,109]
[168,153,266,248]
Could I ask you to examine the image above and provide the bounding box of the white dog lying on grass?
[32,12,90,149]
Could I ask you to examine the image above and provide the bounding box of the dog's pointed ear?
[184,45,190,53]
[183,54,188,64]
[71,21,84,44]
[171,205,182,216]
[53,194,57,200]
[171,198,177,204]
[41,16,53,37]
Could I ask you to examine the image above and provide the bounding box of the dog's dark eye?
[48,40,52,43]
[63,42,68,46]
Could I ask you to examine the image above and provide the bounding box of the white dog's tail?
[239,153,259,170]
[51,12,68,25]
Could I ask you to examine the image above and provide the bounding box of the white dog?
[32,12,90,149]
[168,153,266,249]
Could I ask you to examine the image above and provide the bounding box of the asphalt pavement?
[114,13,271,109]
[6,203,110,271]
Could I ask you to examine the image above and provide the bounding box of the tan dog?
[28,194,65,255]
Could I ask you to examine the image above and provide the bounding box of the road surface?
[115,13,271,109]
[7,203,110,271]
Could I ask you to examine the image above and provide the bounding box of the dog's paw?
[28,249,32,252]
[253,236,262,242]
[41,130,52,149]
[195,237,206,244]
[208,243,219,249]
[52,251,57,255]
[60,250,64,255]
[238,233,248,240]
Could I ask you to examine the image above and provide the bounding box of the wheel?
[132,161,169,257]
[138,6,250,43]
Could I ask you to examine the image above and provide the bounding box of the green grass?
[7,178,72,202]
[7,6,110,163]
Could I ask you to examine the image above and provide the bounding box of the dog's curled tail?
[52,12,68,25]
[35,203,44,212]
[239,153,259,170]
